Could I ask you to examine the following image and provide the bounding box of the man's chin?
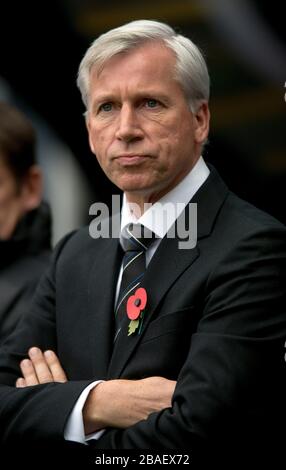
[113,177,154,194]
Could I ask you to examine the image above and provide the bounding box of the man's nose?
[115,105,144,142]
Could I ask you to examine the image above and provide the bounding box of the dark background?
[1,0,285,236]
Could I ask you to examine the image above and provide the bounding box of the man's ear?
[193,102,210,145]
[85,113,96,154]
[20,165,43,211]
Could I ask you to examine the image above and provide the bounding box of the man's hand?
[16,347,67,387]
[83,376,176,434]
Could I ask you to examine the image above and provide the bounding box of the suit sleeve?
[0,232,93,446]
[91,225,286,452]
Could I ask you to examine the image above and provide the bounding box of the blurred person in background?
[0,102,51,343]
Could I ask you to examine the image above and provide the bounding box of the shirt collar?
[121,156,210,239]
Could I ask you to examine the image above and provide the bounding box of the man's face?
[0,158,26,240]
[87,42,209,204]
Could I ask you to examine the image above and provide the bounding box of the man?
[0,20,285,461]
[0,102,51,343]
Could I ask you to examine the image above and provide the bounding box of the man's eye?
[99,102,113,112]
[145,99,159,108]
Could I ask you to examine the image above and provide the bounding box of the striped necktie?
[114,223,156,341]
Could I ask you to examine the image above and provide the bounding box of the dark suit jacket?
[0,167,285,460]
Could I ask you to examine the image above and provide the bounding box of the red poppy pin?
[126,287,147,336]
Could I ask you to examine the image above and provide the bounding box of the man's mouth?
[114,154,151,166]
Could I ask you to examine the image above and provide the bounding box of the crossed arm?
[16,347,176,434]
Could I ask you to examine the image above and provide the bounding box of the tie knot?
[121,223,157,252]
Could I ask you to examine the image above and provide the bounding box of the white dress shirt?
[64,156,210,444]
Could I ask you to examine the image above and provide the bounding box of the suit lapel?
[88,234,123,378]
[192,164,229,239]
[107,166,229,378]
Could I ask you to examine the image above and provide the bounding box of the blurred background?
[1,0,285,244]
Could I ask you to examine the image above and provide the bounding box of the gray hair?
[77,19,210,113]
